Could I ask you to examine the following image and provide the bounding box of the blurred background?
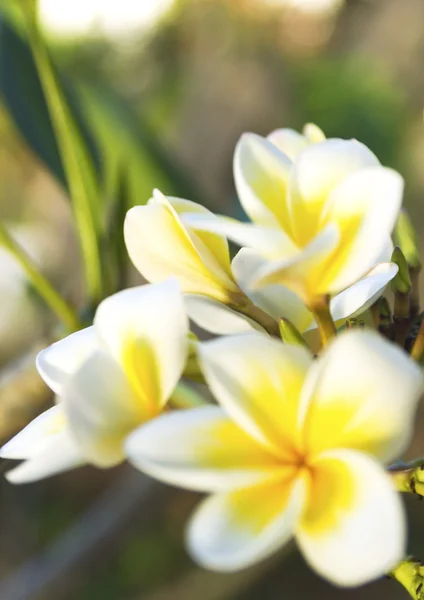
[1,0,424,598]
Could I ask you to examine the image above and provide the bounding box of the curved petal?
[0,405,85,484]
[0,405,66,459]
[182,214,297,259]
[185,295,265,335]
[199,333,313,455]
[163,194,231,274]
[36,327,98,395]
[329,262,398,323]
[297,449,405,587]
[125,406,283,492]
[303,123,326,143]
[267,128,309,161]
[299,330,423,462]
[289,139,379,246]
[187,474,305,572]
[234,133,293,231]
[4,430,84,484]
[232,248,313,331]
[124,199,236,302]
[64,350,143,467]
[251,224,340,302]
[320,167,403,294]
[94,280,188,408]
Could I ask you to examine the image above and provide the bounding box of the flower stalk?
[309,295,337,346]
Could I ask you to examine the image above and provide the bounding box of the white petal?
[36,327,98,395]
[94,280,188,406]
[185,295,265,335]
[267,128,309,161]
[303,123,326,143]
[125,405,283,492]
[232,248,313,331]
[64,350,143,467]
[329,262,398,323]
[0,405,66,459]
[5,429,84,484]
[124,201,236,300]
[0,405,85,484]
[199,333,313,454]
[299,329,423,462]
[250,224,340,301]
[234,133,293,230]
[321,167,404,294]
[182,213,297,259]
[187,475,305,571]
[289,139,379,246]
[297,449,405,587]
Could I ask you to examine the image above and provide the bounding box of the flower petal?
[199,333,313,454]
[329,262,398,323]
[232,248,313,331]
[187,474,305,571]
[94,280,188,409]
[319,167,403,294]
[124,196,236,301]
[267,128,309,161]
[182,214,297,259]
[299,330,423,462]
[250,224,340,302]
[64,350,143,467]
[234,133,293,231]
[36,327,98,395]
[185,294,265,335]
[163,194,232,275]
[125,405,283,492]
[297,449,405,586]
[289,139,379,246]
[0,405,85,483]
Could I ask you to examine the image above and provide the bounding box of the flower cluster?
[2,124,424,589]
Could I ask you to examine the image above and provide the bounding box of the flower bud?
[394,210,421,270]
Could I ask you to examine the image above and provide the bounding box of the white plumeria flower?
[267,122,326,161]
[125,330,423,586]
[182,134,403,307]
[123,188,396,338]
[0,280,188,483]
[124,190,243,305]
[186,247,397,336]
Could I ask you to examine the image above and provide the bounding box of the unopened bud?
[279,318,308,348]
[395,210,421,270]
[391,246,412,295]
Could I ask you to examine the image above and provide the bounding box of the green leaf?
[0,12,100,190]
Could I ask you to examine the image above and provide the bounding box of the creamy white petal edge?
[185,294,266,335]
[36,327,98,395]
[0,406,84,484]
[297,449,405,587]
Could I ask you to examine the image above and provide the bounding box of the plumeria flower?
[267,122,326,160]
[181,134,402,309]
[124,190,243,305]
[187,246,397,336]
[0,280,188,483]
[124,189,396,338]
[125,330,423,586]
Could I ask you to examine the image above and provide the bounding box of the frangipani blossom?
[124,190,243,305]
[183,135,403,307]
[126,330,423,586]
[0,280,188,483]
[267,122,326,161]
[186,247,397,336]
